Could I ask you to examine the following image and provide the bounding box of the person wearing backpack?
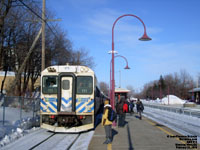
[136,99,144,120]
[101,100,112,144]
[129,100,135,115]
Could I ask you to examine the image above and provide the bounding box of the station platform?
[88,113,199,150]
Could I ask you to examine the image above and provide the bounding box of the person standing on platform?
[129,100,134,115]
[123,100,129,121]
[101,100,112,144]
[116,98,125,127]
[136,98,144,120]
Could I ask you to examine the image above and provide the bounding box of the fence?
[143,103,200,118]
[0,95,40,127]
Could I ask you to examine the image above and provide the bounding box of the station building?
[115,87,130,104]
[188,87,200,104]
[0,71,40,95]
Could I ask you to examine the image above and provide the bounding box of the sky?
[46,0,200,91]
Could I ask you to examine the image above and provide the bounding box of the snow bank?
[0,107,40,147]
[161,95,186,105]
[143,95,187,105]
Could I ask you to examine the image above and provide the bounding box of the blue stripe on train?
[76,101,86,110]
[47,97,57,102]
[78,107,86,113]
[40,99,47,105]
[49,102,57,110]
[40,106,46,112]
[48,106,55,113]
[61,97,72,104]
[88,107,94,112]
[87,99,94,106]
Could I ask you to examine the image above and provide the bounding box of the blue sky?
[46,0,200,91]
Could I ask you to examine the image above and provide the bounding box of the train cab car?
[40,64,103,132]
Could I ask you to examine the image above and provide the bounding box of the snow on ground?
[143,106,200,144]
[0,107,40,147]
[141,95,200,144]
[143,95,189,105]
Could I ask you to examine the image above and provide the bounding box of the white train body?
[40,64,103,132]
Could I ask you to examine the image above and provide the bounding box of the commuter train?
[40,64,106,132]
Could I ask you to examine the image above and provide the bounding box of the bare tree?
[46,29,73,66]
[126,85,135,98]
[139,70,194,100]
[71,48,95,69]
[99,82,109,96]
[0,0,13,69]
[0,0,17,94]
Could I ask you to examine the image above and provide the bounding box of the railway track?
[2,128,94,150]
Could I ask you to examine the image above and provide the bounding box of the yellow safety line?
[107,143,112,150]
[145,118,198,150]
[145,119,186,144]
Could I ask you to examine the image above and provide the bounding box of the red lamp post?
[110,14,151,118]
[109,55,130,98]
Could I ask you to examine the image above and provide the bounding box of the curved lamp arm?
[110,55,130,98]
[112,14,151,50]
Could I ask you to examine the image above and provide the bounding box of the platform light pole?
[109,55,130,98]
[110,14,151,120]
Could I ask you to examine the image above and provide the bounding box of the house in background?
[188,87,200,104]
[0,71,40,95]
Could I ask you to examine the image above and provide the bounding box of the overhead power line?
[18,0,60,40]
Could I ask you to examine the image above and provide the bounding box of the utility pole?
[42,0,46,71]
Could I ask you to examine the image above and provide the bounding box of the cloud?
[67,0,108,9]
[134,42,200,76]
[83,8,162,36]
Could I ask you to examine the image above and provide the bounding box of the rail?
[143,103,200,118]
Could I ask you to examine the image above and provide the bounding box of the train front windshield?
[42,76,58,94]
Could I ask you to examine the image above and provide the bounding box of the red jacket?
[123,103,128,113]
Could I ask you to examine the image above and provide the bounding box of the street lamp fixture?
[124,65,130,69]
[139,32,152,41]
[109,55,130,97]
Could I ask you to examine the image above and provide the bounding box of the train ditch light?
[47,67,56,72]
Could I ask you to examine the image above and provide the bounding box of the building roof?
[188,87,200,93]
[115,88,130,93]
[0,71,15,76]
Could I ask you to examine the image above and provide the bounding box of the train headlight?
[80,67,89,73]
[85,68,89,72]
[47,67,56,72]
[80,67,84,72]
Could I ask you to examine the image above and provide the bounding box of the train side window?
[77,76,93,94]
[62,80,70,90]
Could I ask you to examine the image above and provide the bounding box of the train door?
[60,76,73,112]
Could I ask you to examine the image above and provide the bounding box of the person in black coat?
[116,98,125,127]
[136,99,144,120]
